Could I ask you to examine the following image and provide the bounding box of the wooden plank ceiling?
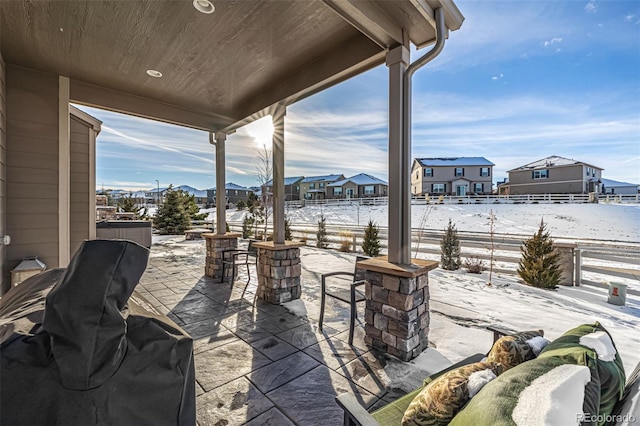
[0,0,455,131]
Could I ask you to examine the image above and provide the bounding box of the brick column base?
[203,233,241,282]
[357,256,438,361]
[253,241,304,304]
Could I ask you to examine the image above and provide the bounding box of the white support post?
[386,45,410,264]
[272,105,286,244]
[214,132,227,235]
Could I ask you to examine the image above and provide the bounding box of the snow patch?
[579,331,617,362]
[281,299,307,317]
[512,364,591,426]
[467,369,497,398]
[526,336,551,356]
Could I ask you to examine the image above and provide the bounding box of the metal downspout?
[399,7,446,264]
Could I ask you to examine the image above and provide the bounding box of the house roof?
[328,173,388,187]
[601,178,638,187]
[207,182,250,191]
[415,157,495,167]
[0,1,463,132]
[264,176,304,186]
[175,185,207,198]
[508,156,602,172]
[301,174,343,183]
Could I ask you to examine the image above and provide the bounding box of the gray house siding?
[507,165,601,194]
[411,162,493,196]
[5,66,60,286]
[69,116,90,256]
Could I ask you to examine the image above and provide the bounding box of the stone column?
[555,242,577,286]
[253,241,304,304]
[358,256,438,361]
[204,232,241,282]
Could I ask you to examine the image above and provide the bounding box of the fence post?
[574,248,582,286]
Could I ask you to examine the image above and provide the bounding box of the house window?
[455,168,464,177]
[295,185,299,191]
[533,170,549,179]
[364,186,375,195]
[480,167,490,177]
[432,183,445,193]
[309,183,315,189]
[333,187,343,195]
[424,168,433,177]
[474,183,484,193]
[234,190,238,195]
[319,183,325,188]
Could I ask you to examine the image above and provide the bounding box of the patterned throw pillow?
[401,361,503,426]
[487,330,545,371]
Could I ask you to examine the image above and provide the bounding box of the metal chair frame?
[222,240,258,301]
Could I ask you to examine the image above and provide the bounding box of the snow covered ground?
[197,203,640,376]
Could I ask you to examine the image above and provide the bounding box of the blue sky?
[82,0,640,192]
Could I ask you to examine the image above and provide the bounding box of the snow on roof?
[601,178,638,187]
[264,176,304,186]
[301,174,343,183]
[416,157,494,167]
[175,185,207,198]
[327,173,387,187]
[225,182,248,190]
[509,156,602,172]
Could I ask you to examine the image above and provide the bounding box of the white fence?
[285,193,639,208]
[228,221,640,294]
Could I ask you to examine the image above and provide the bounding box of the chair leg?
[319,288,326,331]
[349,289,356,346]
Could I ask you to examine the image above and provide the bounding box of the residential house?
[327,173,388,198]
[503,156,603,195]
[411,157,494,196]
[262,176,303,202]
[207,182,252,204]
[174,185,208,205]
[600,178,638,195]
[300,174,344,200]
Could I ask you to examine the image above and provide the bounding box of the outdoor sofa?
[338,324,640,426]
[0,239,196,425]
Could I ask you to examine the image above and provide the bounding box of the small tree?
[242,214,254,238]
[153,186,191,234]
[284,216,293,241]
[440,219,461,270]
[362,219,381,257]
[487,210,497,285]
[338,230,354,252]
[117,194,148,219]
[517,219,562,289]
[236,200,246,210]
[316,213,328,248]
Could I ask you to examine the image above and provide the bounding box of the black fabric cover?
[0,240,196,425]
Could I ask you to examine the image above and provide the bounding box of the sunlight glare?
[244,116,274,148]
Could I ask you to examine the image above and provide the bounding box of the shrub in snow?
[517,219,561,289]
[338,230,354,252]
[235,200,246,210]
[284,216,293,241]
[154,185,204,234]
[362,219,381,257]
[440,219,461,270]
[242,215,253,238]
[463,256,485,273]
[316,213,328,249]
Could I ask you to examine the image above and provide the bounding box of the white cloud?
[585,1,597,14]
[543,37,563,47]
[492,73,505,80]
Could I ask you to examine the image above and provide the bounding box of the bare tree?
[487,209,497,286]
[255,145,273,240]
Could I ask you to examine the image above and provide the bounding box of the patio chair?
[222,240,258,301]
[319,255,369,346]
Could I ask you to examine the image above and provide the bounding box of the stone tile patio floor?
[136,239,419,425]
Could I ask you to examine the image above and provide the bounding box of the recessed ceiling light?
[193,0,215,14]
[146,69,163,78]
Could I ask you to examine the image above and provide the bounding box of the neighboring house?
[503,156,603,195]
[600,178,638,195]
[145,187,168,205]
[411,157,494,196]
[175,185,208,205]
[262,176,304,202]
[327,173,388,198]
[299,174,344,200]
[207,182,251,204]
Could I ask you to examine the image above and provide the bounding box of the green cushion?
[538,322,625,423]
[487,330,544,371]
[372,387,424,426]
[400,361,502,426]
[449,355,600,426]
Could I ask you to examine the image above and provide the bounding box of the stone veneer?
[555,242,577,286]
[253,241,305,304]
[204,233,241,282]
[357,256,438,362]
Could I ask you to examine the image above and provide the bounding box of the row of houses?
[411,155,638,196]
